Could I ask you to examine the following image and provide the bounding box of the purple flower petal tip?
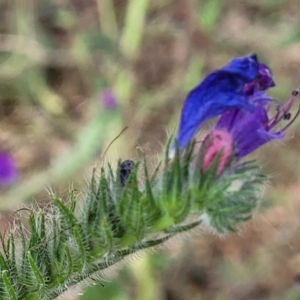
[244,63,275,96]
[222,54,259,81]
[0,151,18,185]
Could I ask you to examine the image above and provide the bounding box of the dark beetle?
[119,160,135,186]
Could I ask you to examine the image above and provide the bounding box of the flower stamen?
[267,88,300,132]
[280,89,300,132]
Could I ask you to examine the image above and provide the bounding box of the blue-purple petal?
[221,54,259,80]
[216,102,283,157]
[176,54,260,149]
[244,64,275,96]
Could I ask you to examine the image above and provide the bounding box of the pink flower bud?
[201,129,233,175]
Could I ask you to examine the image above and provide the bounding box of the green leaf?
[2,270,17,300]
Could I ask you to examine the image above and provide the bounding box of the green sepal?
[2,270,17,300]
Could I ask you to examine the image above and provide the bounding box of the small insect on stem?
[91,126,129,195]
[120,160,135,186]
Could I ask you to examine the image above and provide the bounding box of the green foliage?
[0,140,266,299]
[197,0,223,32]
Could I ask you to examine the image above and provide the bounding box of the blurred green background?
[1,0,300,299]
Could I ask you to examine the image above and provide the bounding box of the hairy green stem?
[0,140,266,299]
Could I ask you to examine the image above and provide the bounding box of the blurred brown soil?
[1,0,300,299]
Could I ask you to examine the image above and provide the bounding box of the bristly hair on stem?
[0,137,266,300]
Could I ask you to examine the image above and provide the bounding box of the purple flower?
[176,54,261,149]
[101,88,118,110]
[215,89,300,157]
[0,151,18,185]
[174,53,299,160]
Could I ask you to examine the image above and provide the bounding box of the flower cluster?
[175,54,299,174]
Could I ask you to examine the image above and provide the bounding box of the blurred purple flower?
[0,151,18,185]
[101,88,118,110]
[176,54,261,149]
